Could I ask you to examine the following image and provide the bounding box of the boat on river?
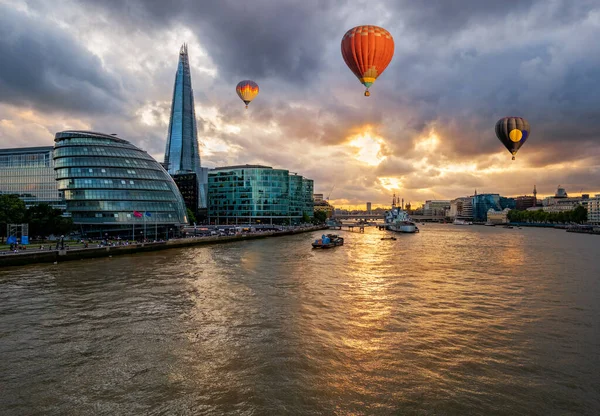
[454,219,473,225]
[312,234,344,249]
[385,207,418,234]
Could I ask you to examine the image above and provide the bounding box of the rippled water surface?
[1,224,599,415]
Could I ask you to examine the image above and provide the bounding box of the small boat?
[503,225,514,229]
[381,237,397,241]
[453,219,473,225]
[485,221,495,226]
[312,234,344,249]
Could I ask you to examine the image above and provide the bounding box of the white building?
[487,208,511,224]
[588,194,600,225]
[449,197,473,220]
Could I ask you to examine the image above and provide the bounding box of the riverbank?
[0,225,328,268]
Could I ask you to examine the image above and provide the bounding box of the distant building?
[366,202,372,214]
[424,200,450,216]
[515,195,537,211]
[314,201,334,218]
[449,197,473,220]
[542,198,583,213]
[472,193,501,222]
[487,208,510,224]
[0,146,64,209]
[588,195,600,225]
[313,193,324,203]
[163,44,208,209]
[207,165,313,225]
[54,131,188,238]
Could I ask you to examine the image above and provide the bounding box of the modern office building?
[207,165,314,225]
[472,193,501,222]
[163,44,208,210]
[172,173,198,218]
[302,178,314,217]
[0,146,64,209]
[54,131,188,238]
[588,195,600,225]
[366,202,372,214]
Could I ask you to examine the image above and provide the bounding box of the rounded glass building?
[54,131,188,238]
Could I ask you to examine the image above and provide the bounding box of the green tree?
[26,203,73,238]
[186,208,197,224]
[313,210,327,224]
[572,205,587,223]
[302,212,311,224]
[0,195,26,242]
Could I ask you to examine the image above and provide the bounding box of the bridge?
[332,213,446,222]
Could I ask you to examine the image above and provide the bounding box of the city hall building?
[207,165,314,225]
[54,131,188,238]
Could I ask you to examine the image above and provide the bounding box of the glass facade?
[0,146,64,208]
[54,131,188,237]
[302,178,314,217]
[208,165,314,225]
[472,193,501,221]
[163,44,207,209]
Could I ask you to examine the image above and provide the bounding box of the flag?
[145,212,152,217]
[133,211,143,218]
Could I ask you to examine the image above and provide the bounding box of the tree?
[0,195,26,242]
[572,205,587,224]
[302,212,311,224]
[186,208,197,224]
[26,203,73,238]
[313,210,327,224]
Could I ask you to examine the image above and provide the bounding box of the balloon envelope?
[236,80,259,108]
[495,117,531,160]
[341,25,395,96]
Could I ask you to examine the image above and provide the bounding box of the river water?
[1,224,599,415]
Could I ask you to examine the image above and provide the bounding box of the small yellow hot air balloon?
[236,80,259,109]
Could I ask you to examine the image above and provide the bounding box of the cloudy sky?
[1,0,599,208]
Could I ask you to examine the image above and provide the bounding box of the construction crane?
[326,185,335,201]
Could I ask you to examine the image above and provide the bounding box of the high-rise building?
[472,193,501,221]
[164,44,208,210]
[0,146,64,209]
[515,196,537,211]
[366,202,372,214]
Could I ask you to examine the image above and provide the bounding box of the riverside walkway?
[0,225,327,268]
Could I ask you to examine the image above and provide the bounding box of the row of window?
[54,146,154,161]
[55,167,167,181]
[67,200,178,210]
[57,178,170,191]
[54,157,154,169]
[64,189,178,201]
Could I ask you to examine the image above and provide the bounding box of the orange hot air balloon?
[236,80,259,109]
[341,25,395,96]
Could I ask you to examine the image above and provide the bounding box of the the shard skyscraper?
[164,44,208,210]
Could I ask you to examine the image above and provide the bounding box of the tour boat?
[312,234,344,249]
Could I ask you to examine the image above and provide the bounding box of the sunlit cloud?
[347,128,387,166]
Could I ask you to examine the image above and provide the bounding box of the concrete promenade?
[0,225,328,268]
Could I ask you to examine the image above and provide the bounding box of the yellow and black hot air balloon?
[495,116,531,160]
[236,80,259,109]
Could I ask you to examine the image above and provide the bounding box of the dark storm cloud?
[75,0,348,84]
[0,4,125,114]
